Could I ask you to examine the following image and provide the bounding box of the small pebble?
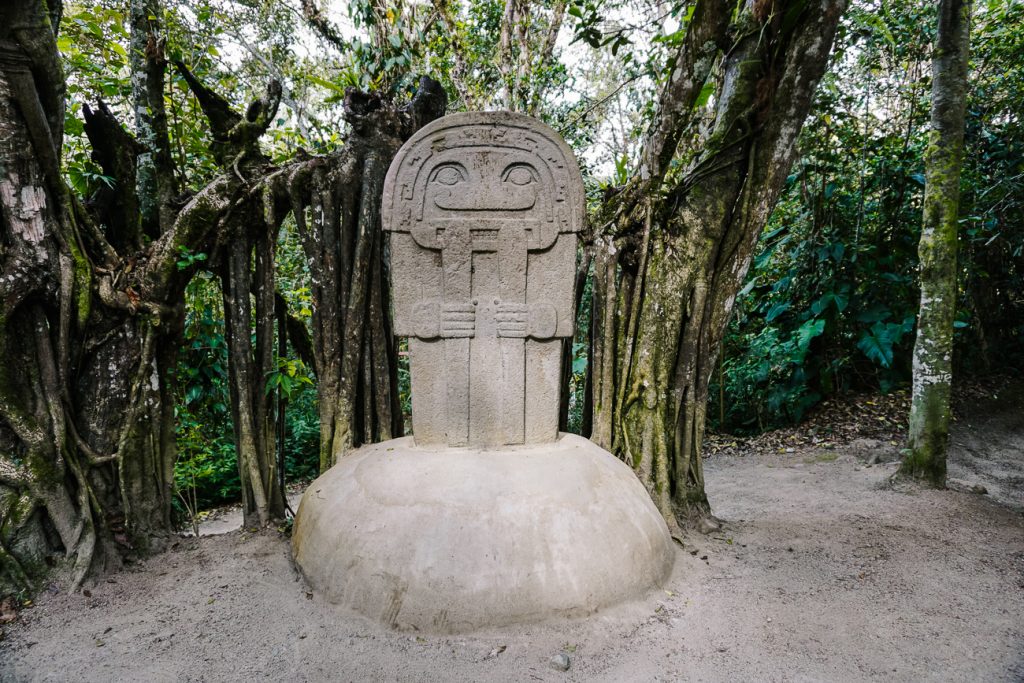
[549,653,571,671]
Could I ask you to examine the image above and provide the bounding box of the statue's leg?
[441,225,473,446]
[469,293,505,446]
[410,338,447,445]
[496,229,527,445]
[444,337,470,446]
[524,233,575,443]
[525,340,561,443]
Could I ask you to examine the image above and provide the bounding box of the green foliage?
[280,389,321,484]
[958,0,1024,367]
[396,338,412,433]
[173,275,238,513]
[717,324,823,432]
[173,270,319,517]
[710,0,1024,434]
[264,358,314,399]
[175,246,208,271]
[338,0,425,92]
[417,0,572,116]
[567,268,593,435]
[58,3,131,197]
[710,2,931,432]
[566,341,589,433]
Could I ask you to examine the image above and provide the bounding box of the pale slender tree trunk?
[129,0,176,237]
[902,0,971,486]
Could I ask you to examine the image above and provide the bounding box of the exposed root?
[698,514,723,535]
[0,542,32,592]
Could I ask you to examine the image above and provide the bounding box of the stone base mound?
[292,433,674,632]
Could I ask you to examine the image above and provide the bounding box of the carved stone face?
[423,151,546,215]
[386,116,582,239]
[408,150,561,254]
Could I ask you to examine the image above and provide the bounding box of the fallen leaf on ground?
[484,645,507,659]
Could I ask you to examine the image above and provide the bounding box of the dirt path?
[189,493,304,537]
[2,417,1022,681]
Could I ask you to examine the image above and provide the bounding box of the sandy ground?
[2,393,1022,682]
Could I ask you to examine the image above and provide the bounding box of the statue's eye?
[433,166,464,186]
[504,166,536,186]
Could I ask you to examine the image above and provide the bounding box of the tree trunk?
[587,0,847,536]
[221,225,283,528]
[0,0,196,593]
[130,0,176,238]
[902,0,971,487]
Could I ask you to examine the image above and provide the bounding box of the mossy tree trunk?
[586,0,847,537]
[0,0,444,591]
[901,0,971,487]
[0,0,248,592]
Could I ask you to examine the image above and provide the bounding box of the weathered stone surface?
[383,111,584,448]
[292,434,675,632]
[293,112,674,632]
[549,653,572,672]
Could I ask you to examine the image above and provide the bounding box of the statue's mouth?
[431,187,537,212]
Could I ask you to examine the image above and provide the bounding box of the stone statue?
[293,112,673,633]
[383,112,583,447]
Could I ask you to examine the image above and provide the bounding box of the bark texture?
[286,81,446,471]
[586,0,847,536]
[902,0,971,487]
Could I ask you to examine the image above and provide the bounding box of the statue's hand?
[495,302,529,338]
[412,301,440,339]
[440,302,476,338]
[412,301,475,338]
[528,302,557,339]
[495,302,557,339]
